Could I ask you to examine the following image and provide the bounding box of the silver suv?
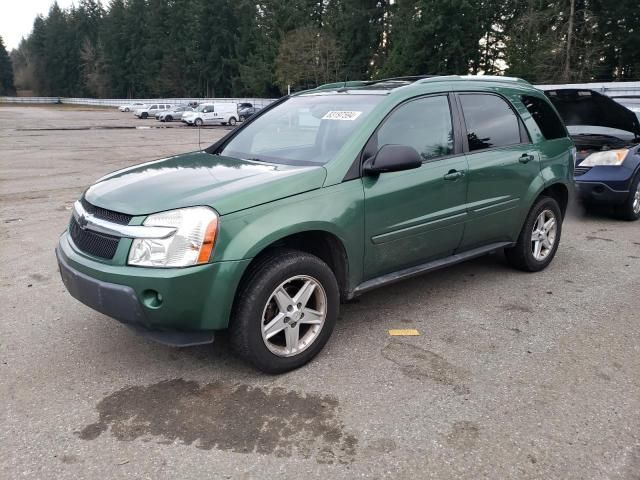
[134,104,173,119]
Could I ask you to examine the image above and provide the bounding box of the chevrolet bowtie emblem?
[77,213,89,230]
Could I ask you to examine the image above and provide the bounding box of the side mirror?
[364,144,422,175]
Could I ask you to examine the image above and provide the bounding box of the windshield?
[218,94,385,166]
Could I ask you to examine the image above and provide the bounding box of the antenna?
[198,124,201,151]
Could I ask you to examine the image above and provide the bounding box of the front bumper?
[56,232,251,346]
[575,164,637,205]
[575,181,629,205]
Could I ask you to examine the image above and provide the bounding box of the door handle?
[519,153,535,164]
[444,170,465,181]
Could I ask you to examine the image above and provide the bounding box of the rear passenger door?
[363,94,468,279]
[455,93,540,249]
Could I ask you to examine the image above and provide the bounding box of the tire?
[230,249,339,374]
[194,118,203,127]
[124,107,130,112]
[141,112,148,119]
[505,196,563,272]
[239,115,246,122]
[165,115,173,122]
[229,117,237,126]
[615,173,640,221]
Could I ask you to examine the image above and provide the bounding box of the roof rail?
[417,75,531,85]
[308,74,530,93]
[313,80,370,91]
[313,75,437,91]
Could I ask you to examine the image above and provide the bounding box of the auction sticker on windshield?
[322,111,362,121]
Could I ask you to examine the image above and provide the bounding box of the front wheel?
[230,250,339,373]
[616,174,640,221]
[141,112,148,119]
[124,107,130,112]
[165,115,173,122]
[194,118,203,127]
[505,196,562,272]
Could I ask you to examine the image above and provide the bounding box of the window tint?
[376,95,454,161]
[521,95,567,140]
[459,94,521,151]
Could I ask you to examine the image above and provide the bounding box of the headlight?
[580,149,628,167]
[128,206,218,267]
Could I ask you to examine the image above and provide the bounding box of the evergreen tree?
[7,0,639,98]
[0,36,16,95]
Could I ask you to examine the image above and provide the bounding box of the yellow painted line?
[388,329,420,336]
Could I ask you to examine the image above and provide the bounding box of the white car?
[118,102,145,112]
[182,103,239,126]
[134,103,173,119]
[156,106,193,122]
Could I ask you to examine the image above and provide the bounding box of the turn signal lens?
[197,216,218,264]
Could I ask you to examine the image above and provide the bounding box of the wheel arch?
[234,229,350,302]
[538,181,570,219]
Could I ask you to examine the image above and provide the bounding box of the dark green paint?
[60,78,574,333]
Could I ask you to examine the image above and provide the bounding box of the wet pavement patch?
[446,420,480,449]
[77,379,357,464]
[382,341,469,386]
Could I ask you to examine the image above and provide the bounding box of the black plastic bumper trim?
[55,247,215,347]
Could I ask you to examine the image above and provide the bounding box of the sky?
[1,0,76,51]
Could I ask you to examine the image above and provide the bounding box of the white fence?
[2,81,640,107]
[0,96,277,108]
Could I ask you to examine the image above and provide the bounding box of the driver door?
[363,94,469,279]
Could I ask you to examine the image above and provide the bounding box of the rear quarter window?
[521,95,567,140]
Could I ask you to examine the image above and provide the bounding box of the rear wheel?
[615,174,640,221]
[228,117,237,126]
[505,196,562,272]
[230,249,339,373]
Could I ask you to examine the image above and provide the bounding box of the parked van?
[182,103,239,126]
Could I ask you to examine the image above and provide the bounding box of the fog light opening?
[142,289,163,309]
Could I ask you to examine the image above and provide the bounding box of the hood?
[84,151,326,216]
[545,89,640,138]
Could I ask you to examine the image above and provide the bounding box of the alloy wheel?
[261,275,327,357]
[633,183,640,215]
[531,209,557,261]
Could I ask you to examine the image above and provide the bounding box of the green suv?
[56,76,574,372]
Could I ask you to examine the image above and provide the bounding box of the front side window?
[218,94,384,166]
[375,95,454,161]
[150,104,158,109]
[521,95,567,140]
[459,94,521,151]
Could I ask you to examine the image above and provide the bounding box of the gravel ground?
[1,105,639,479]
